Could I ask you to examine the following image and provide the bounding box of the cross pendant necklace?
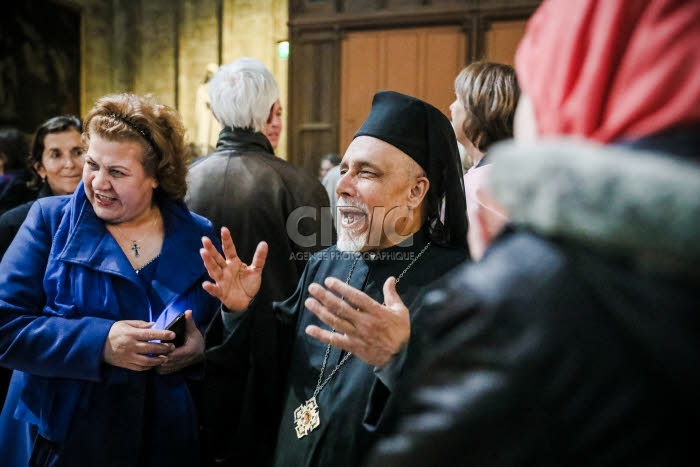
[110,211,159,259]
[117,231,146,258]
[130,241,141,257]
[293,242,431,439]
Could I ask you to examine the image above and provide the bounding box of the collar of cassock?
[356,227,430,263]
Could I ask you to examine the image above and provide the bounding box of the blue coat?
[0,183,219,466]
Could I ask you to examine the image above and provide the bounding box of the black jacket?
[0,182,52,261]
[366,138,700,467]
[185,127,331,466]
[0,170,35,216]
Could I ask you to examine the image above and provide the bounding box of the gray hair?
[208,57,279,133]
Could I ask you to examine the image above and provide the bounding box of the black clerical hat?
[354,90,468,249]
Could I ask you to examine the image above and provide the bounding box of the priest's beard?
[336,197,370,252]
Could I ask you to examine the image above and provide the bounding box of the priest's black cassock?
[276,228,467,466]
[205,228,467,467]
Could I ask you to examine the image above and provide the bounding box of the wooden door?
[484,19,528,66]
[340,26,467,154]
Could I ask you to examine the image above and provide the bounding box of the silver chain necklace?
[293,241,431,438]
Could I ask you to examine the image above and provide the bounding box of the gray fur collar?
[488,139,700,274]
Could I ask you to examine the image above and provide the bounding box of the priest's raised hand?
[304,275,410,368]
[200,226,268,312]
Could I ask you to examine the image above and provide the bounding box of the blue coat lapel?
[57,184,210,312]
[57,185,134,279]
[150,198,209,320]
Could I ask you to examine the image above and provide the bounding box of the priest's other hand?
[157,310,204,375]
[305,276,409,368]
[200,227,268,312]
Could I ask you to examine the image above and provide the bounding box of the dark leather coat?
[185,127,331,466]
[366,138,700,467]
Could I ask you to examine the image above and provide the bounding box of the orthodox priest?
[200,91,469,467]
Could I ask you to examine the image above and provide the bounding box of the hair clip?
[107,113,160,155]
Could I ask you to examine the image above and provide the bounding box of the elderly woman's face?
[449,96,484,165]
[36,129,84,195]
[449,96,469,147]
[83,134,158,225]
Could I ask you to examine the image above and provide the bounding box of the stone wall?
[74,0,288,157]
[222,0,289,157]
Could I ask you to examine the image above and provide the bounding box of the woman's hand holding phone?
[156,310,204,375]
[102,320,176,371]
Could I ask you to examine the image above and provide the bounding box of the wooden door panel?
[340,33,380,156]
[383,30,421,97]
[340,26,467,153]
[484,20,527,66]
[424,29,467,115]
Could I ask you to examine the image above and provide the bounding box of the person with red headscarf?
[364,1,700,466]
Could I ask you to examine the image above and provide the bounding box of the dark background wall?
[0,1,81,134]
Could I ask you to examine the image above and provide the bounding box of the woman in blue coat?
[0,93,220,466]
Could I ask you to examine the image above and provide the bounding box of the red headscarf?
[515,0,700,143]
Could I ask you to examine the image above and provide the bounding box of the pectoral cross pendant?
[131,241,141,257]
[294,397,320,438]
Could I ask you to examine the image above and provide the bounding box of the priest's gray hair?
[208,57,279,133]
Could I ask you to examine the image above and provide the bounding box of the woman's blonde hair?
[454,61,520,152]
